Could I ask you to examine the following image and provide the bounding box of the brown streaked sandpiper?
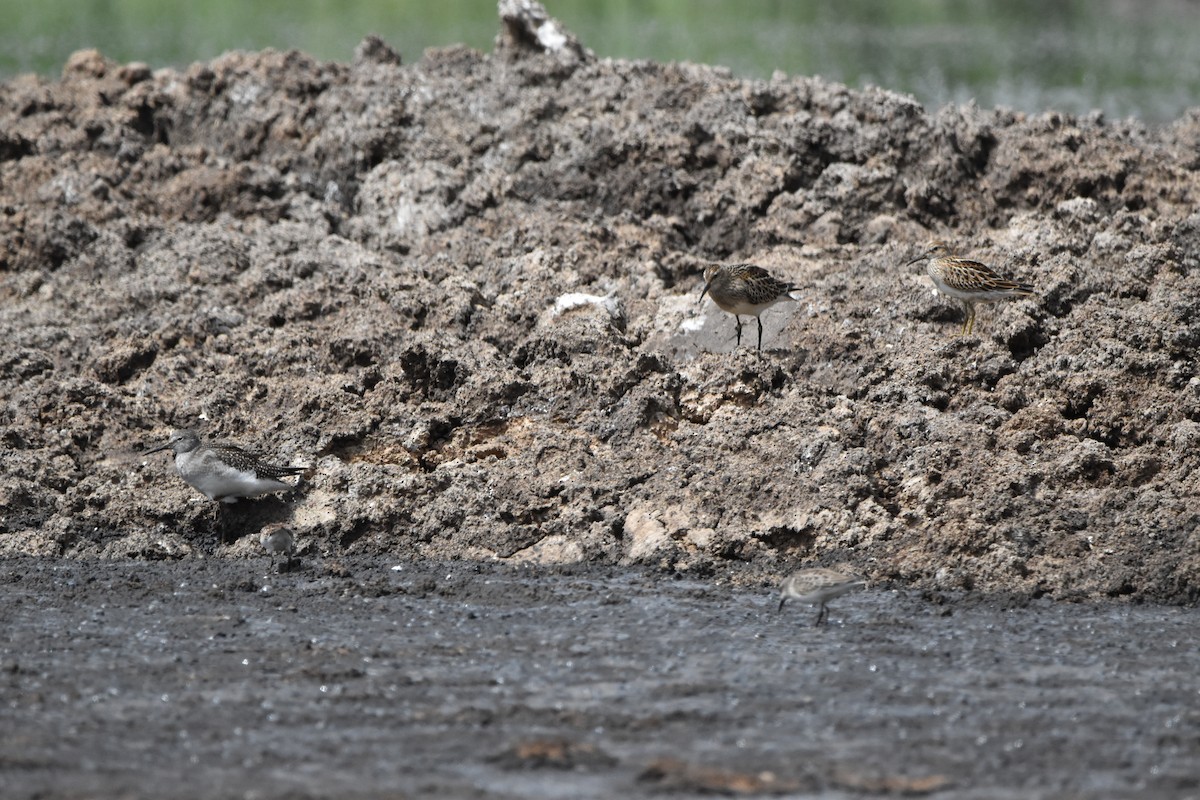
[699,264,801,351]
[907,240,1034,335]
[778,568,866,627]
[144,429,305,504]
[260,523,296,572]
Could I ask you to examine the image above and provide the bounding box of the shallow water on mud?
[2,557,1197,798]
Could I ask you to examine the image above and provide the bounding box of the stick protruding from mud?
[497,0,593,65]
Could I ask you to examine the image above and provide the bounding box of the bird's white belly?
[176,454,287,502]
[712,295,790,317]
[930,273,1011,304]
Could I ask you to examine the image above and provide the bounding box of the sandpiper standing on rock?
[144,429,305,503]
[699,264,801,351]
[260,523,297,572]
[907,240,1034,335]
[778,568,866,627]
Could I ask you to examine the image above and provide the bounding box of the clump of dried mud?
[2,6,1199,603]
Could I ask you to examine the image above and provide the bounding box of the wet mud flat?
[2,557,1197,799]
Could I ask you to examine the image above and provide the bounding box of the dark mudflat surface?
[2,557,1197,799]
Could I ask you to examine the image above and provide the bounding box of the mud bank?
[3,557,1198,799]
[2,5,1200,601]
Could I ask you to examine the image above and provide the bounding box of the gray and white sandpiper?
[906,240,1035,335]
[699,264,802,351]
[778,568,866,627]
[260,523,296,572]
[144,429,305,503]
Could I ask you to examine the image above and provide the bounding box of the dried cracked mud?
[2,3,1200,797]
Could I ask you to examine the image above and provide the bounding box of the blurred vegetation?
[2,0,1197,121]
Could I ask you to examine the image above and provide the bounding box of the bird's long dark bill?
[904,256,926,266]
[698,281,713,305]
[142,443,171,455]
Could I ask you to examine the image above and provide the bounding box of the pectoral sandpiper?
[907,240,1034,335]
